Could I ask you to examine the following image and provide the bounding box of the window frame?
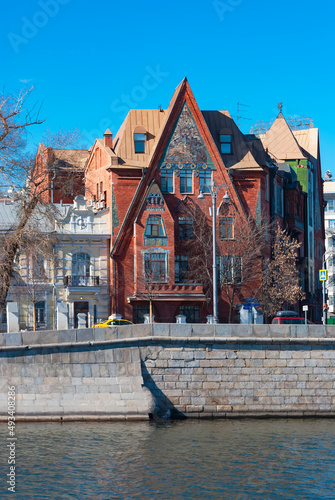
[175,255,189,283]
[180,170,193,194]
[198,170,212,194]
[34,301,45,325]
[219,217,234,239]
[220,255,242,284]
[178,217,194,240]
[161,170,174,193]
[144,215,166,238]
[144,252,168,282]
[134,133,146,154]
[179,305,200,323]
[72,252,91,277]
[220,134,232,154]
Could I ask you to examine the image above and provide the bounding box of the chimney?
[104,129,113,149]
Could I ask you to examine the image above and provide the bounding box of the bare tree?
[261,225,305,317]
[10,231,57,331]
[135,260,166,323]
[178,200,271,322]
[0,88,85,311]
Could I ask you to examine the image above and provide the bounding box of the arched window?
[72,253,90,277]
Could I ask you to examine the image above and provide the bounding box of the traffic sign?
[319,269,327,281]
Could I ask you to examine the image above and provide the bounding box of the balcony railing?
[63,276,100,287]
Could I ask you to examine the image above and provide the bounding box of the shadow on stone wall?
[141,360,186,421]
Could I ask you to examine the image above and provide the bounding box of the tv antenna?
[235,102,250,129]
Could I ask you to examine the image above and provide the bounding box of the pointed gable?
[112,78,240,256]
[159,102,214,170]
[260,112,306,161]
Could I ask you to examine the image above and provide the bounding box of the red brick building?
[82,79,324,323]
[32,144,88,204]
[33,79,324,323]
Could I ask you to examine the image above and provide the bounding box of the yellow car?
[93,318,134,327]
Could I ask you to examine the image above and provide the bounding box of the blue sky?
[1,0,334,174]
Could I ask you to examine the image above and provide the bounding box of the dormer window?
[134,133,145,153]
[220,134,232,154]
[133,126,147,153]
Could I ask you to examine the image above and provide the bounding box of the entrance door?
[74,301,89,328]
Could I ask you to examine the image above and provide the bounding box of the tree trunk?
[33,303,36,332]
[149,300,153,323]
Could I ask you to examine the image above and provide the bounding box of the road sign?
[319,269,327,281]
[302,305,308,312]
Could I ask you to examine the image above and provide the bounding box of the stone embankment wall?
[1,323,335,420]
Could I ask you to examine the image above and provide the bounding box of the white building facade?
[324,176,335,320]
[0,196,110,331]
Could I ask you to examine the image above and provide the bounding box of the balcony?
[63,276,100,287]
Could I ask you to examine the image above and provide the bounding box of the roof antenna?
[158,105,163,112]
[233,102,250,129]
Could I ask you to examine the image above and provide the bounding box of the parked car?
[272,311,314,325]
[93,318,134,327]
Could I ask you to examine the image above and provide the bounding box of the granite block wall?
[141,341,335,417]
[1,324,335,419]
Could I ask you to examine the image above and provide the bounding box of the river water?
[1,419,335,499]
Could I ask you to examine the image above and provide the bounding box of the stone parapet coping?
[0,411,335,422]
[1,336,335,352]
[2,323,335,349]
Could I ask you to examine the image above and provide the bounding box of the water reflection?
[0,419,334,499]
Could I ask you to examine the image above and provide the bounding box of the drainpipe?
[51,169,56,204]
[111,255,117,315]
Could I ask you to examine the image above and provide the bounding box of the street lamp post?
[198,182,230,324]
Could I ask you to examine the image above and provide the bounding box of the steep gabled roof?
[112,109,168,168]
[259,112,306,161]
[51,149,89,170]
[111,78,244,256]
[202,110,264,171]
[292,127,319,161]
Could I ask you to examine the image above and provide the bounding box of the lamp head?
[223,190,230,204]
[197,190,205,201]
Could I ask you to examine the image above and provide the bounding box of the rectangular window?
[161,171,174,193]
[219,217,233,239]
[330,220,335,229]
[175,256,188,283]
[134,133,145,153]
[220,256,242,284]
[276,185,283,216]
[199,170,212,194]
[327,199,335,212]
[179,217,194,239]
[35,301,45,324]
[179,305,200,323]
[133,305,149,324]
[144,253,167,282]
[180,170,193,193]
[145,215,165,237]
[220,134,232,154]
